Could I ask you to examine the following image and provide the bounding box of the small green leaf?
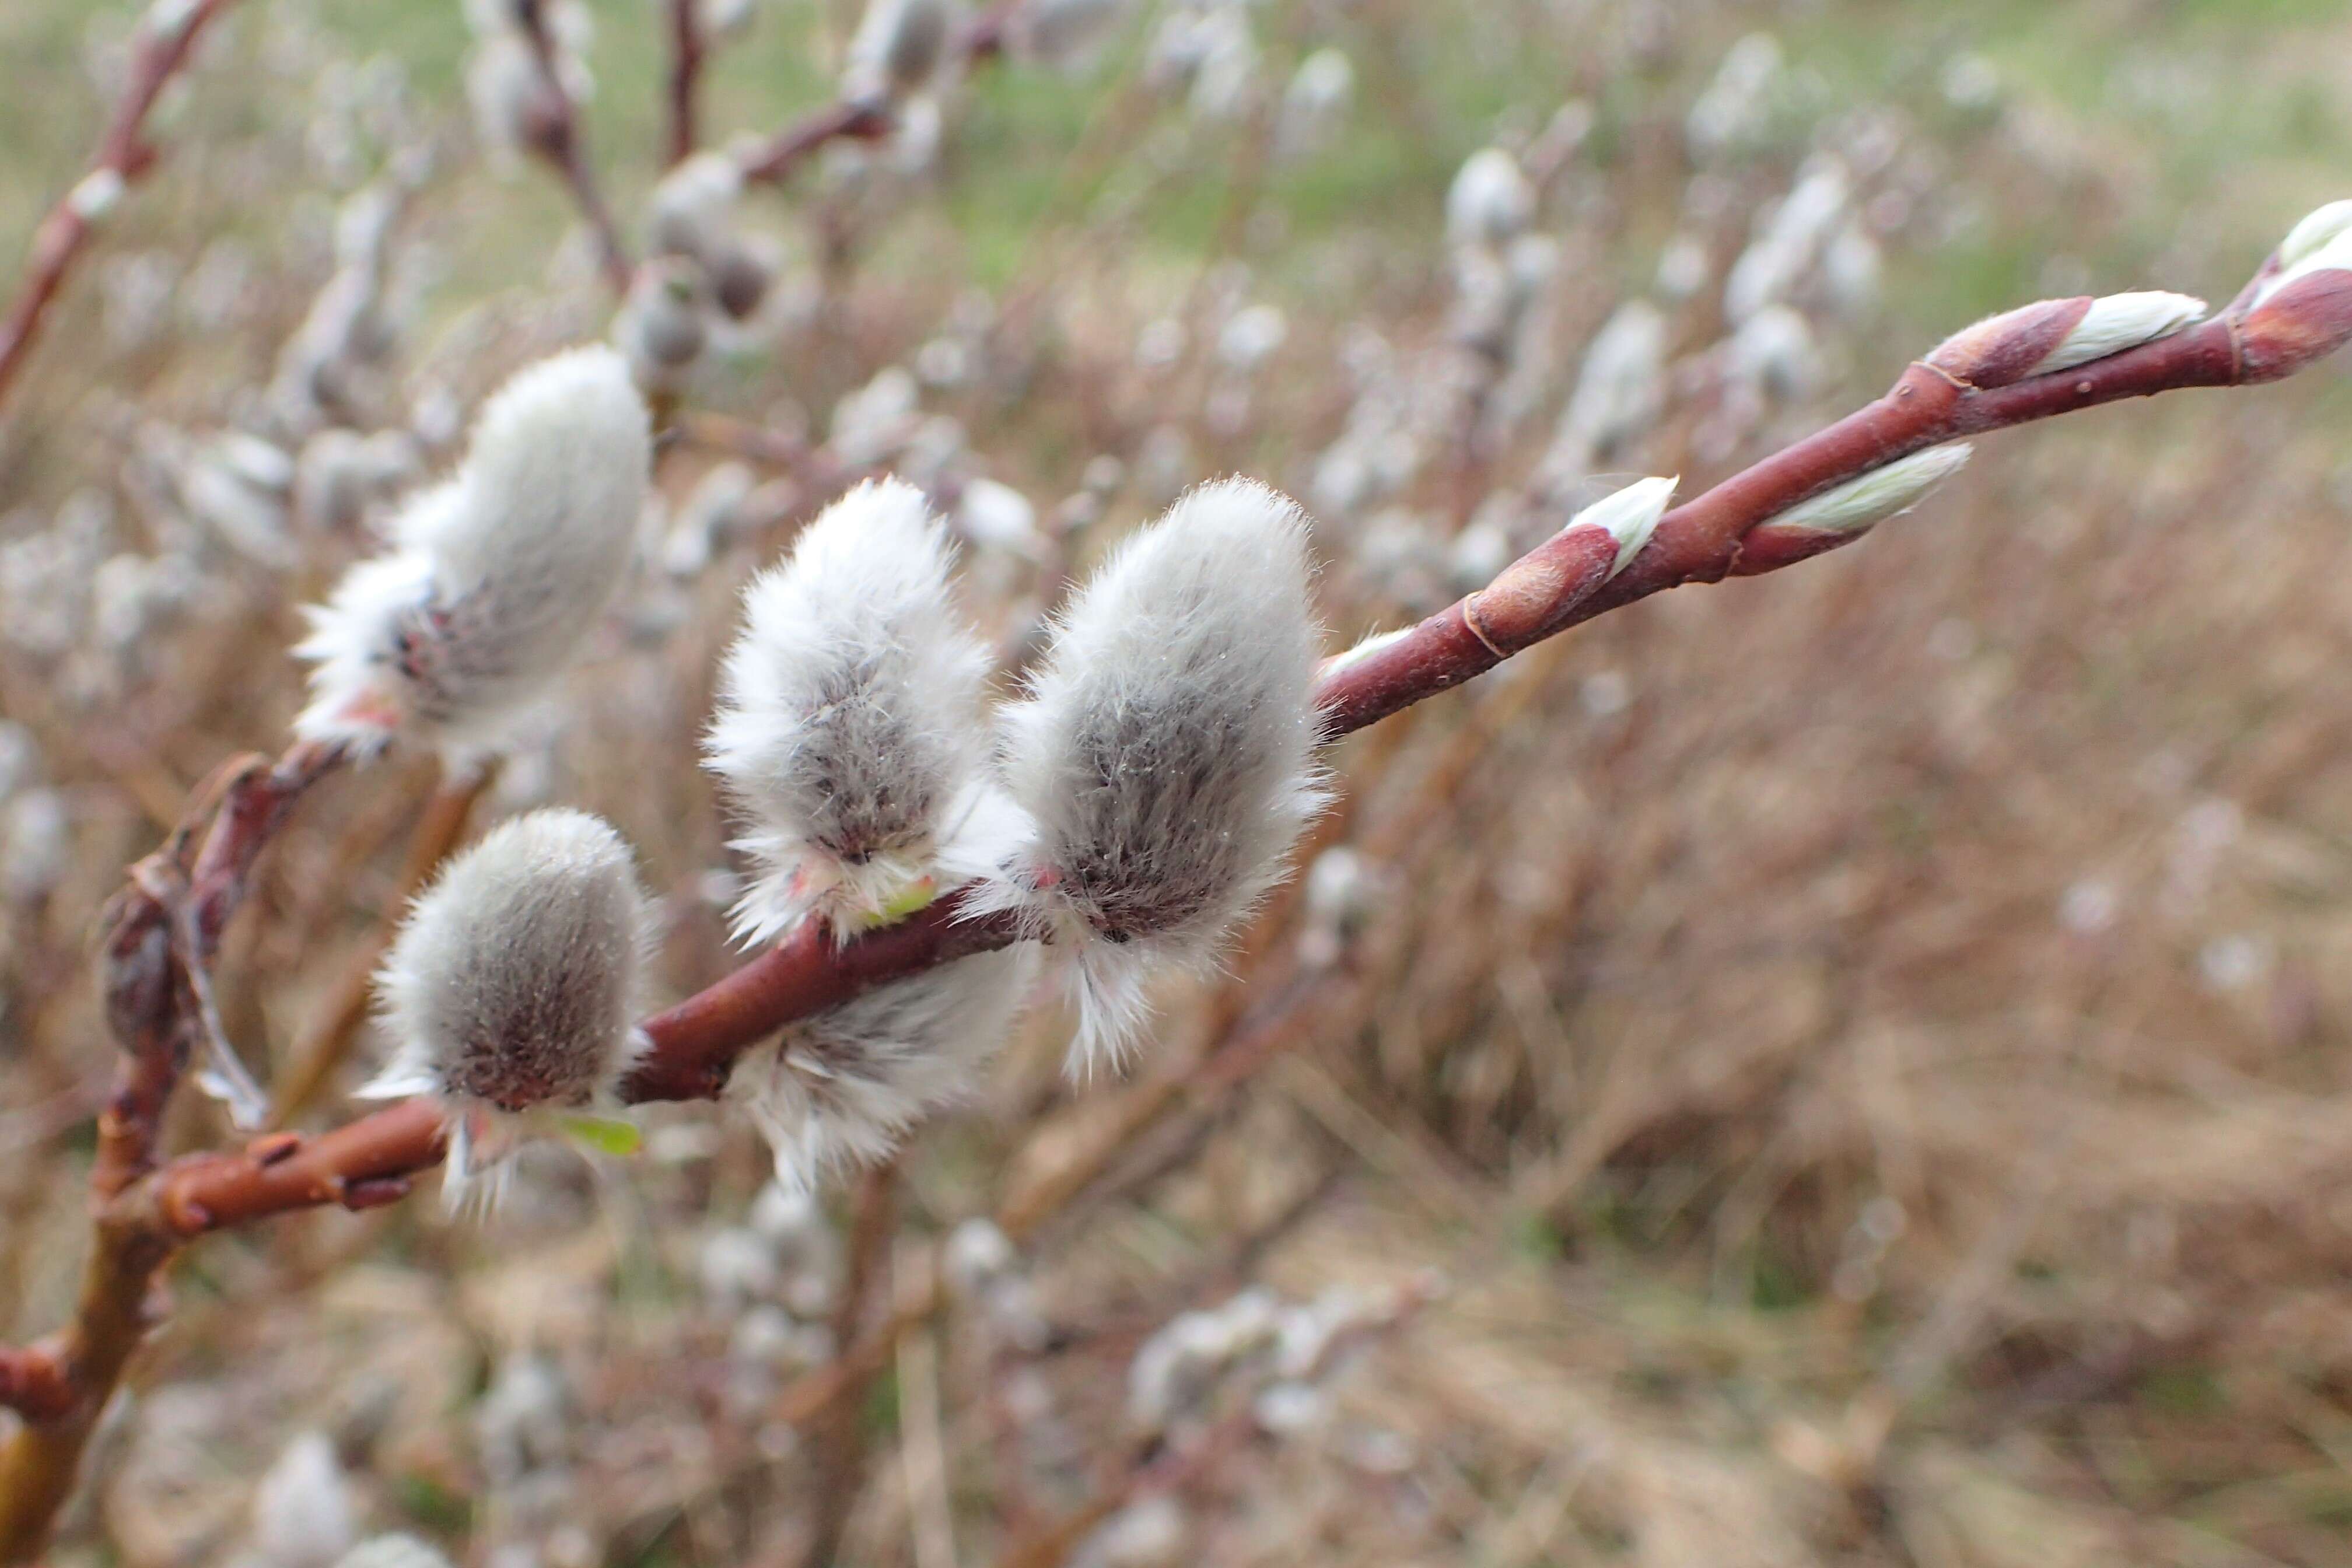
[559,1115,643,1157]
[870,876,940,925]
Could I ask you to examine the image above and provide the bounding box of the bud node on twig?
[247,1133,302,1167]
[1924,297,2089,389]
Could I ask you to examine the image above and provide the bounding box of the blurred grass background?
[9,1,2352,350]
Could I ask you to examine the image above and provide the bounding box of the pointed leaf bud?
[1462,477,1676,657]
[707,478,1012,944]
[293,346,650,760]
[1924,297,2090,389]
[1768,443,1972,535]
[2240,201,2352,380]
[2277,200,2352,272]
[2025,290,2204,376]
[1578,474,1676,579]
[1736,444,1972,573]
[2252,204,2352,310]
[730,944,1038,1189]
[365,808,655,1212]
[974,478,1326,1069]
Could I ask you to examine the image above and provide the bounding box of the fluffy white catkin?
[332,1538,457,1568]
[976,477,1326,1070]
[1446,147,1535,251]
[364,807,654,1212]
[845,0,958,99]
[294,345,649,761]
[706,477,1012,944]
[248,1430,354,1568]
[730,944,1038,1189]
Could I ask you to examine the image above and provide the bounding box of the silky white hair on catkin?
[363,807,655,1213]
[973,477,1326,1070]
[706,477,1012,944]
[293,345,649,760]
[730,943,1038,1190]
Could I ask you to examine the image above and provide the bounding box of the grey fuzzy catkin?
[646,150,744,264]
[706,477,1015,943]
[295,345,649,762]
[973,477,1326,1069]
[845,0,960,98]
[247,1431,354,1568]
[365,807,654,1210]
[1007,0,1133,69]
[1445,147,1535,251]
[730,944,1038,1189]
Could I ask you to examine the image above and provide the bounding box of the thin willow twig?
[514,0,632,292]
[666,0,705,166]
[0,0,244,413]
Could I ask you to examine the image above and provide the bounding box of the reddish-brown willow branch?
[733,2,1017,185]
[0,741,343,1560]
[90,743,342,1198]
[97,287,2352,1238]
[514,0,632,293]
[0,0,243,414]
[665,0,705,166]
[735,94,895,186]
[0,1353,71,1426]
